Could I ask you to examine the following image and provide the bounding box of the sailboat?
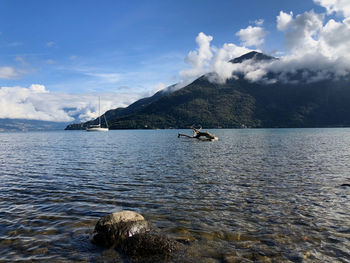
[86,97,109,132]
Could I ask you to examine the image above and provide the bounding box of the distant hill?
[66,51,350,130]
[0,119,69,132]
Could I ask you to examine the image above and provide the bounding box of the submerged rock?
[121,232,184,262]
[92,211,150,247]
[92,210,187,261]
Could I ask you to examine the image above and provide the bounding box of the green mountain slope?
[66,52,350,129]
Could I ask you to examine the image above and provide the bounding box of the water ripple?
[0,129,349,262]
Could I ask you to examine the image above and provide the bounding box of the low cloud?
[152,82,167,94]
[0,84,141,122]
[209,43,253,83]
[178,32,252,88]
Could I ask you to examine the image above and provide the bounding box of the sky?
[0,0,349,122]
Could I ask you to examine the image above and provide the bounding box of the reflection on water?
[0,129,349,262]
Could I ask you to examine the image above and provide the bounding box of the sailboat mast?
[99,96,101,126]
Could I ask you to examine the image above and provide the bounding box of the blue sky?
[0,0,348,122]
[0,0,325,92]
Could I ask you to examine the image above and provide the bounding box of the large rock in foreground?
[92,211,150,247]
[92,210,187,262]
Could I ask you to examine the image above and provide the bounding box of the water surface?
[0,129,349,262]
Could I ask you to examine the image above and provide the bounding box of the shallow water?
[0,129,349,262]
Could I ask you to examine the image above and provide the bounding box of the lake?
[0,129,349,262]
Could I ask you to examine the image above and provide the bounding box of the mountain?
[0,119,69,132]
[65,52,350,130]
[229,51,276,64]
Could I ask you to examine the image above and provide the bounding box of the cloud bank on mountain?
[179,0,350,86]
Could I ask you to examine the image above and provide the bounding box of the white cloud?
[0,85,141,122]
[177,2,350,87]
[85,72,121,83]
[314,0,350,17]
[0,66,20,79]
[274,7,350,65]
[254,19,264,26]
[319,18,350,60]
[277,11,294,31]
[178,32,252,87]
[235,26,267,47]
[179,32,214,83]
[209,43,252,83]
[152,82,167,94]
[29,84,48,93]
[279,10,324,52]
[186,32,213,68]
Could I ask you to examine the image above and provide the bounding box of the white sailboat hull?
[86,127,109,132]
[86,97,109,132]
